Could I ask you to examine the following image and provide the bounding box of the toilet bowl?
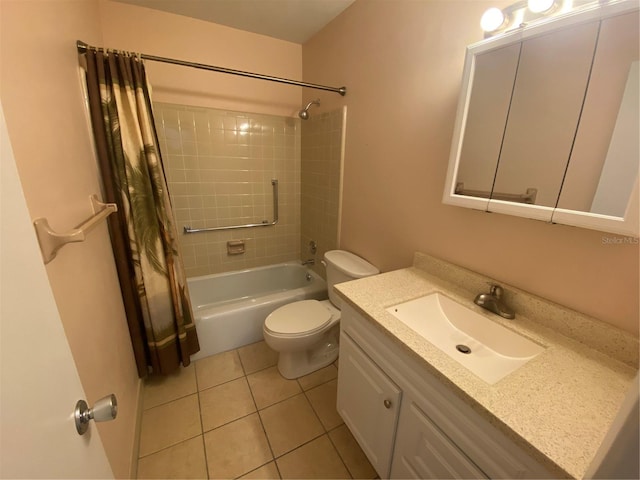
[263,250,379,379]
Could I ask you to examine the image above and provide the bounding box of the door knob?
[74,394,118,435]
[383,399,392,409]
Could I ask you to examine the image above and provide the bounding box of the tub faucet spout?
[301,259,315,266]
[474,284,515,319]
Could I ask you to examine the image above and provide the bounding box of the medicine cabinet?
[443,0,639,236]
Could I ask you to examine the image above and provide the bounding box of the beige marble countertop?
[334,253,638,480]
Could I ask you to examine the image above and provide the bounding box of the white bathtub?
[188,262,327,361]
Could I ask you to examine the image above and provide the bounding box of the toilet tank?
[324,250,379,309]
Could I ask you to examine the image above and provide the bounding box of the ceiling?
[114,0,356,44]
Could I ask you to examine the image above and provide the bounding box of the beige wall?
[99,0,303,116]
[0,1,140,477]
[155,102,301,276]
[303,0,639,335]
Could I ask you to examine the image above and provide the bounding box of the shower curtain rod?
[76,40,347,96]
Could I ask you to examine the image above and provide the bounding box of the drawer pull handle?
[383,399,392,409]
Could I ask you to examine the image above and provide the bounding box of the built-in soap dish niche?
[227,240,245,255]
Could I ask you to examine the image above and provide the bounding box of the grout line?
[234,460,280,480]
[241,353,280,475]
[142,390,198,412]
[140,342,350,479]
[325,427,355,480]
[193,360,211,479]
[137,432,204,460]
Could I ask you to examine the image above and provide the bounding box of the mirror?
[444,1,639,235]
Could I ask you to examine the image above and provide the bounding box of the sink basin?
[386,293,545,384]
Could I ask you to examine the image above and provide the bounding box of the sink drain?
[456,344,472,354]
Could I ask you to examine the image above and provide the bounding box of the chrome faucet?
[474,284,515,319]
[301,258,315,266]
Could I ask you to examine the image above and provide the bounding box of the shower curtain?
[84,50,199,377]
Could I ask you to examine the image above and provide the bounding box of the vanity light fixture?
[480,7,508,33]
[481,0,567,35]
[528,0,557,14]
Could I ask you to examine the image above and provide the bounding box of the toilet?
[263,250,379,379]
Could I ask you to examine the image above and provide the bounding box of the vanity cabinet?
[337,303,555,479]
[390,399,487,479]
[336,334,401,476]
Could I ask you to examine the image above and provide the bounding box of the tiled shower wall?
[300,108,345,278]
[153,103,301,277]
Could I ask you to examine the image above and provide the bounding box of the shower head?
[298,99,320,120]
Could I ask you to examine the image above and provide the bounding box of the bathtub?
[188,262,327,361]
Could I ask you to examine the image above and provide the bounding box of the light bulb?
[481,7,506,33]
[528,0,556,13]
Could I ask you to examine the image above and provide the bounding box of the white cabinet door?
[337,332,401,478]
[390,399,488,479]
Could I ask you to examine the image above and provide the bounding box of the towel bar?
[184,179,279,234]
[33,195,117,264]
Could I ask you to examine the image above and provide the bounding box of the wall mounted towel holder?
[33,195,117,264]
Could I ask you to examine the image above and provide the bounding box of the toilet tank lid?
[324,250,379,278]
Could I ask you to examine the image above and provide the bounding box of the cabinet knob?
[383,399,392,409]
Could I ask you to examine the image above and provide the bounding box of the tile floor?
[136,341,377,479]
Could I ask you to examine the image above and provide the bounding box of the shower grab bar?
[77,40,346,97]
[455,182,538,204]
[33,195,118,264]
[184,179,279,234]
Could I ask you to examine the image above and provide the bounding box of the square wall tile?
[155,102,304,277]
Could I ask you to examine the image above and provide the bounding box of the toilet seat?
[264,300,332,337]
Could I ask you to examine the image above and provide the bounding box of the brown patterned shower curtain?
[84,50,199,377]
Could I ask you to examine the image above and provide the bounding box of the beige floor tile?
[305,379,343,430]
[200,377,256,431]
[238,340,279,374]
[329,424,377,479]
[259,393,324,457]
[277,435,351,479]
[297,364,338,391]
[204,413,273,479]
[136,436,207,479]
[195,349,244,390]
[138,394,202,457]
[143,364,197,410]
[247,366,301,409]
[239,461,281,479]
